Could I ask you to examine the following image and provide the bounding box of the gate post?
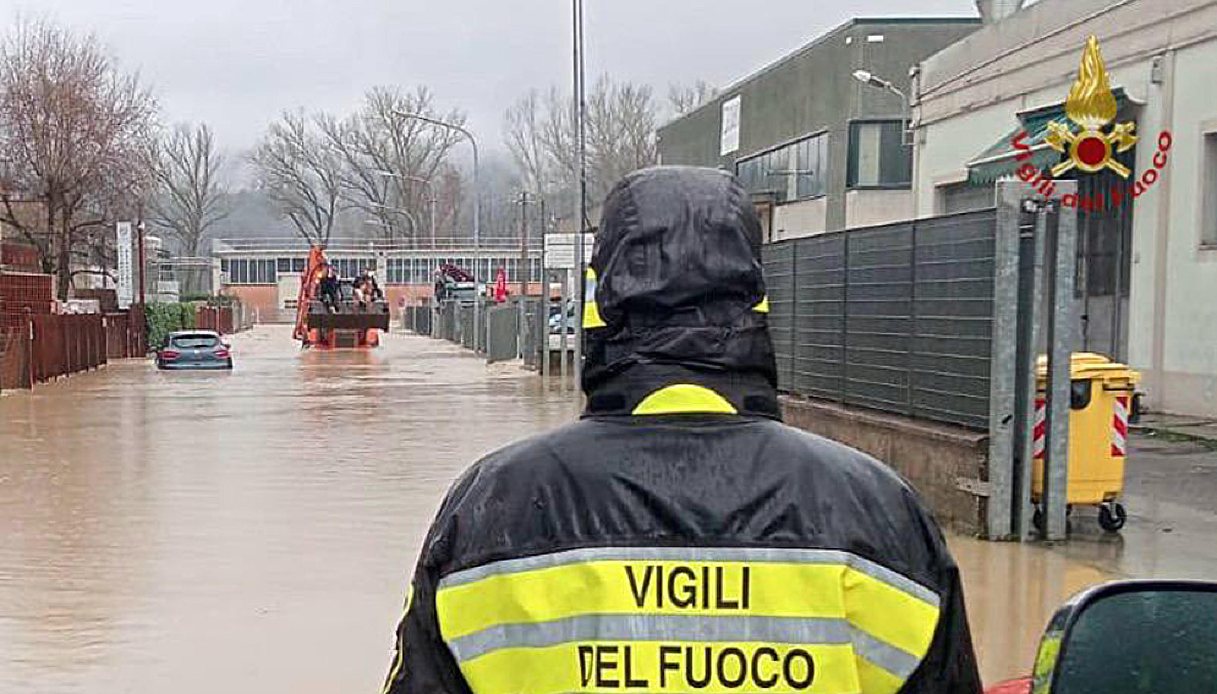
[987,182,1024,540]
[24,308,34,388]
[1042,182,1078,541]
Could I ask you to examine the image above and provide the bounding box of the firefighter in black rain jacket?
[381,166,982,694]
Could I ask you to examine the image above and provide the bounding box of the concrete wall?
[772,198,829,240]
[221,285,281,323]
[1149,38,1217,414]
[782,396,988,536]
[658,18,980,233]
[914,0,1217,417]
[845,189,915,228]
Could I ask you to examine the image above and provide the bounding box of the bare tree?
[250,111,345,247]
[668,80,718,117]
[149,123,229,256]
[0,18,159,298]
[321,86,465,244]
[503,89,553,194]
[587,79,660,193]
[502,76,661,219]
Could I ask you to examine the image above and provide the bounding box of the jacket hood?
[582,166,779,418]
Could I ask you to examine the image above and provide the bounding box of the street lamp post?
[573,0,588,391]
[393,111,481,352]
[852,69,907,101]
[852,69,913,144]
[368,202,420,241]
[376,170,439,248]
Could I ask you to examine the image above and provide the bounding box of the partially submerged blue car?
[156,330,233,370]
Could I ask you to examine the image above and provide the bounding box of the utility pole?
[518,190,530,358]
[572,0,588,391]
[137,203,146,306]
[539,196,549,378]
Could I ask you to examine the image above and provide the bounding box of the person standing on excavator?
[380,166,982,694]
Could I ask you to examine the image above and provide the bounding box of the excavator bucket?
[306,302,391,331]
[292,246,389,349]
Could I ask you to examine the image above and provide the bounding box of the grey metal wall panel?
[766,208,998,430]
[487,306,519,363]
[762,243,796,391]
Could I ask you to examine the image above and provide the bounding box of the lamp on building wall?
[852,70,907,101]
[853,70,914,146]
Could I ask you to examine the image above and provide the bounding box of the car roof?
[168,330,221,337]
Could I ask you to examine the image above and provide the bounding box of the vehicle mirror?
[1033,581,1217,694]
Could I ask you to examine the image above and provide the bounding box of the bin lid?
[1035,352,1141,383]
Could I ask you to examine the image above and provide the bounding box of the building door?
[1073,146,1135,361]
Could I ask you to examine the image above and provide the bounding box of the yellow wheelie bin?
[1033,353,1141,533]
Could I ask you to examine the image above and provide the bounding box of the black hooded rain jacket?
[382,166,982,694]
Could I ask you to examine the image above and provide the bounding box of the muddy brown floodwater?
[1,325,1120,691]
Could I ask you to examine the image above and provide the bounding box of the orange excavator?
[293,246,390,349]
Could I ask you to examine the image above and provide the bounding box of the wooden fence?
[0,305,146,393]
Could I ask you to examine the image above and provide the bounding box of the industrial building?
[657,17,981,240]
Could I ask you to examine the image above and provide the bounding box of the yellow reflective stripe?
[857,654,907,694]
[437,559,938,658]
[632,384,739,415]
[439,560,843,639]
[583,267,606,328]
[754,296,770,313]
[458,641,859,694]
[843,567,939,663]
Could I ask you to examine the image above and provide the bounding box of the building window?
[735,131,828,203]
[847,120,911,188]
[1204,131,1217,248]
[224,257,277,284]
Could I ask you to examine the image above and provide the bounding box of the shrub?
[145,302,202,350]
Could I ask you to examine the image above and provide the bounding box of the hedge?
[145,302,200,350]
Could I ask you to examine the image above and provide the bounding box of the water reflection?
[0,324,1117,690]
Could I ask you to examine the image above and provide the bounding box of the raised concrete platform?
[781,396,989,536]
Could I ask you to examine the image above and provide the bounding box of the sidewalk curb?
[1132,425,1217,451]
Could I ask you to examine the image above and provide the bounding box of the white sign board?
[720,95,741,156]
[116,222,133,309]
[544,233,594,269]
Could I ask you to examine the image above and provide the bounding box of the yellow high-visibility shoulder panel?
[632,384,738,416]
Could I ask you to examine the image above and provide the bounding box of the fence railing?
[196,306,236,334]
[402,299,545,367]
[763,208,999,431]
[0,306,147,392]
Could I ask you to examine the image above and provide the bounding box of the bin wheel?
[1032,506,1073,536]
[1099,503,1127,533]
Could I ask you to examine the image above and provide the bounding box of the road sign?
[116,222,133,309]
[544,233,594,269]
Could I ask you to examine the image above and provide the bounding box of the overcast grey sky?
[1,0,980,153]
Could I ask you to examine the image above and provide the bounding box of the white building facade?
[913,0,1217,417]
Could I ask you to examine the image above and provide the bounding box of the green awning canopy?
[965,88,1133,186]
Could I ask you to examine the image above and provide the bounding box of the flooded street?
[0,324,1211,690]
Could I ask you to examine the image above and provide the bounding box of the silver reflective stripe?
[446,614,921,680]
[438,546,939,608]
[850,627,922,680]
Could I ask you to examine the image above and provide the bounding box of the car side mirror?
[1032,580,1217,693]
